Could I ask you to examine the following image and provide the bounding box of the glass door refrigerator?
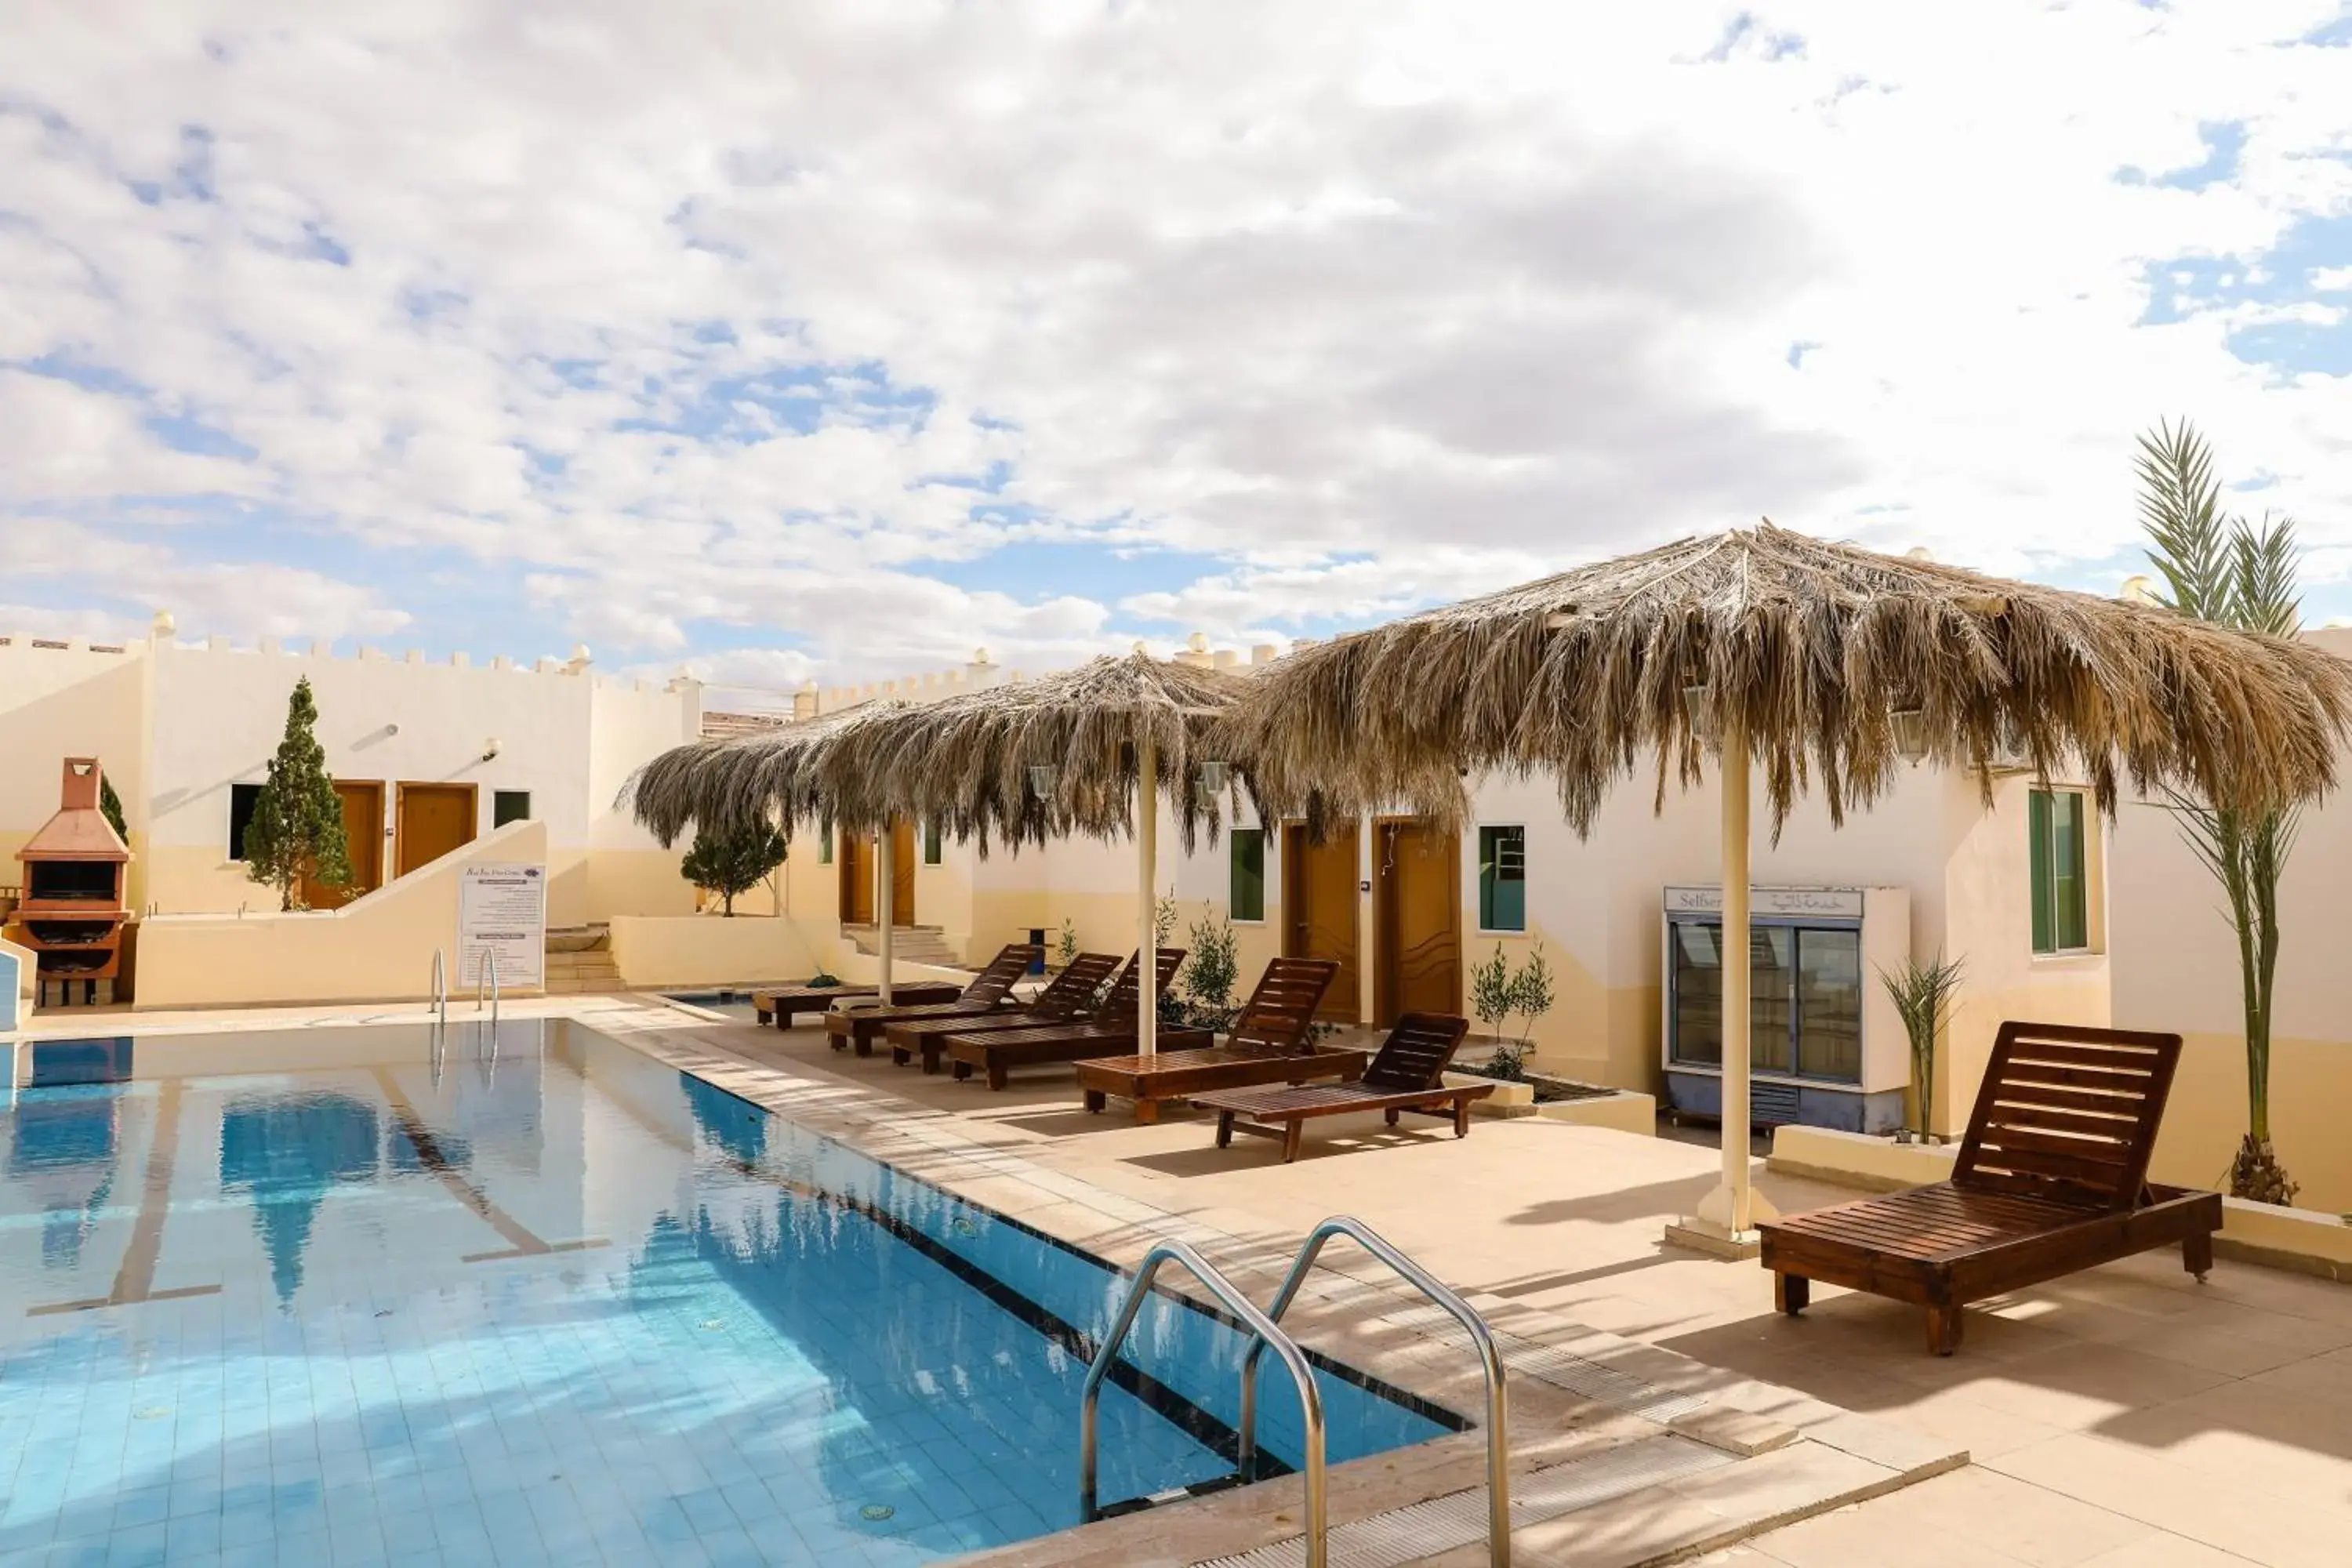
[1660,885,1911,1133]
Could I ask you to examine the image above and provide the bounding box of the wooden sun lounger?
[820,944,1041,1055]
[1759,1021,2222,1356]
[1193,1014,1486,1161]
[1073,956,1347,1122]
[941,949,1196,1090]
[884,952,1123,1073]
[753,980,960,1027]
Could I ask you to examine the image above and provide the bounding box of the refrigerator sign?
[1664,885,1865,919]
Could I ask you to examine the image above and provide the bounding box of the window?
[2030,788,2090,953]
[1477,826,1526,932]
[227,783,263,860]
[923,822,943,866]
[492,790,532,827]
[818,831,833,866]
[1229,827,1265,921]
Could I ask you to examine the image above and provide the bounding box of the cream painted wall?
[125,637,700,926]
[0,639,152,906]
[608,913,829,987]
[135,820,547,1008]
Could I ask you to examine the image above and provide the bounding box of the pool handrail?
[1242,1214,1512,1565]
[431,948,448,1028]
[1080,1239,1327,1566]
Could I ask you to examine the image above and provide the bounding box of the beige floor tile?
[1985,1434,2352,1568]
[1753,1494,2038,1566]
[1940,1344,2236,1431]
[2077,1536,2267,1567]
[1833,1465,2154,1567]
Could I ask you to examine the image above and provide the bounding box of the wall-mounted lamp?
[1198,760,1230,793]
[481,737,502,763]
[1889,706,1929,765]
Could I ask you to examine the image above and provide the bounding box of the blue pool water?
[663,992,763,1022]
[0,1023,1455,1566]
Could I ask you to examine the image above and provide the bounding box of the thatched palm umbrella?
[815,651,1250,1059]
[626,699,925,1000]
[1228,523,2352,1247]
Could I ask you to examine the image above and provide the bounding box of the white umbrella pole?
[1686,725,1776,1249]
[877,825,895,1005]
[1137,731,1159,1062]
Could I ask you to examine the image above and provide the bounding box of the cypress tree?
[99,773,126,840]
[244,677,353,912]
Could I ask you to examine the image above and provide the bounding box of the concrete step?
[840,924,958,964]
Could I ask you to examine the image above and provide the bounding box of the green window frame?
[818,831,834,866]
[923,822,943,866]
[1477,825,1526,933]
[2029,787,2090,954]
[1229,827,1266,922]
[492,790,532,828]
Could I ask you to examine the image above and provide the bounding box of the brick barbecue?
[13,757,132,1007]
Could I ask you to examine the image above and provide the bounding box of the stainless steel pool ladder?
[1080,1218,1512,1568]
[1243,1215,1511,1565]
[477,949,499,1023]
[431,948,448,1027]
[1080,1241,1329,1565]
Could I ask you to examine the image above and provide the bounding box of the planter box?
[1443,1071,1656,1136]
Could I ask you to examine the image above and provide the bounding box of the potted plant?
[1878,952,1965,1144]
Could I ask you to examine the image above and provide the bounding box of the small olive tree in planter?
[1467,942,1556,1080]
[681,818,786,916]
[1878,952,1965,1144]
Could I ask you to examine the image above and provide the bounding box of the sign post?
[459,866,546,991]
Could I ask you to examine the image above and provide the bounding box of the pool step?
[840,924,960,966]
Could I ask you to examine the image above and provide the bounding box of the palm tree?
[2136,419,2303,1205]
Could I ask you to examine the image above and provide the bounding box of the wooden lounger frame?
[941,949,1193,1090]
[1192,1014,1486,1161]
[1759,1021,2222,1356]
[1072,956,1346,1122]
[819,944,1040,1055]
[884,952,1123,1073]
[753,979,960,1026]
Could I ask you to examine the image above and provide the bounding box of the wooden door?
[1283,821,1360,1022]
[394,784,475,878]
[303,781,383,910]
[839,829,875,924]
[890,818,916,926]
[1375,819,1461,1026]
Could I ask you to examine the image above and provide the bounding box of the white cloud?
[1,0,2348,681]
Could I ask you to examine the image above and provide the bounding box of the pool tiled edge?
[592,1007,1969,1568]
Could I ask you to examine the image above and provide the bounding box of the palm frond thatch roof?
[821,652,1251,852]
[624,652,1252,853]
[1225,523,2352,834]
[624,699,907,848]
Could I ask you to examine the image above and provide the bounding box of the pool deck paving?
[20,994,2352,1567]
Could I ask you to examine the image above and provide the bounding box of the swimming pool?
[0,1022,1457,1565]
[663,989,764,1022]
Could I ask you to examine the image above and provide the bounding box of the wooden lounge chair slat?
[1760,1020,2221,1353]
[819,944,1041,1054]
[1191,1014,1490,1162]
[939,950,1194,1088]
[1070,957,1349,1121]
[883,952,1123,1070]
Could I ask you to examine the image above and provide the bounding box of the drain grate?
[1190,1436,1733,1568]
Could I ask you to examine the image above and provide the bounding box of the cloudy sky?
[4,2,2348,704]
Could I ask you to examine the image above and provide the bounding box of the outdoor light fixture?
[1682,681,1718,744]
[1199,760,1230,793]
[1027,764,1057,798]
[1889,706,1929,764]
[481,737,502,762]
